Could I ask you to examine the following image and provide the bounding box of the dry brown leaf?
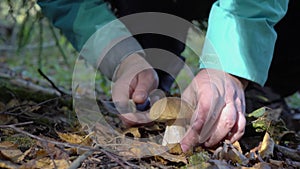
[0,114,17,125]
[6,99,20,109]
[258,132,274,159]
[0,159,20,169]
[214,141,249,166]
[149,97,193,122]
[56,131,92,146]
[0,141,23,163]
[123,127,141,138]
[0,102,5,111]
[166,143,183,155]
[19,157,70,169]
[269,159,284,168]
[233,141,243,153]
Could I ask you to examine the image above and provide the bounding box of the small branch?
[275,144,300,161]
[38,68,69,96]
[0,122,93,151]
[0,122,137,168]
[68,148,94,169]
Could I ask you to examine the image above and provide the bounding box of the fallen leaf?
[0,102,5,111]
[0,114,17,125]
[213,140,249,166]
[269,159,284,168]
[248,107,268,118]
[6,99,20,109]
[56,131,92,146]
[233,141,243,153]
[123,127,141,138]
[19,157,69,169]
[0,141,23,163]
[258,132,274,159]
[166,143,183,155]
[0,159,20,169]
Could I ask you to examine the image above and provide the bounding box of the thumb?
[132,69,158,104]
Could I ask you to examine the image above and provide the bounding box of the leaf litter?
[0,95,299,169]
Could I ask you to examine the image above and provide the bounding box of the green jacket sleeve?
[199,0,289,85]
[37,0,143,79]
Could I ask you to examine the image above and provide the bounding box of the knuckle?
[225,117,236,128]
[198,100,211,113]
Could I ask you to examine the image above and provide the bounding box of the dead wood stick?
[0,122,137,168]
[68,148,94,169]
[0,122,95,151]
[37,68,69,96]
[275,144,300,161]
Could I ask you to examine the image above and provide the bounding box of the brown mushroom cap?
[149,97,194,122]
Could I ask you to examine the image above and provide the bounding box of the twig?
[1,95,70,116]
[68,148,94,169]
[275,144,300,161]
[98,148,130,169]
[38,68,69,96]
[0,122,93,151]
[0,122,138,168]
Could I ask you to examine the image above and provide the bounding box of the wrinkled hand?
[180,68,247,152]
[112,53,158,126]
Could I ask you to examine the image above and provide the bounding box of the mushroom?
[149,97,194,145]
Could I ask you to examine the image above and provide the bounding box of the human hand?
[180,68,248,152]
[111,53,159,126]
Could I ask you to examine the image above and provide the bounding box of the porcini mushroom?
[149,97,194,145]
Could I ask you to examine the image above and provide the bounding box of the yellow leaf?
[56,131,92,146]
[167,143,183,155]
[259,132,274,158]
[233,141,243,153]
[0,159,19,169]
[123,127,141,138]
[20,157,69,169]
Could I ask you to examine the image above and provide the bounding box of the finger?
[112,80,130,103]
[194,84,225,143]
[112,76,136,114]
[180,90,213,152]
[119,111,153,127]
[181,83,197,109]
[204,102,237,147]
[228,111,246,143]
[132,69,158,104]
[180,113,205,152]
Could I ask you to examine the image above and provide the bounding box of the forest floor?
[0,60,300,169]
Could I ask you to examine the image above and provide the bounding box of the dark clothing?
[109,0,214,92]
[111,0,300,98]
[266,0,300,97]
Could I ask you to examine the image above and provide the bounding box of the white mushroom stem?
[162,124,186,146]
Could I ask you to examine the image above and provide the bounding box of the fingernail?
[135,92,146,101]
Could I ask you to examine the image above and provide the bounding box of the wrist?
[231,75,249,90]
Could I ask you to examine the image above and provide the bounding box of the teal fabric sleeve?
[199,0,289,85]
[37,0,143,79]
